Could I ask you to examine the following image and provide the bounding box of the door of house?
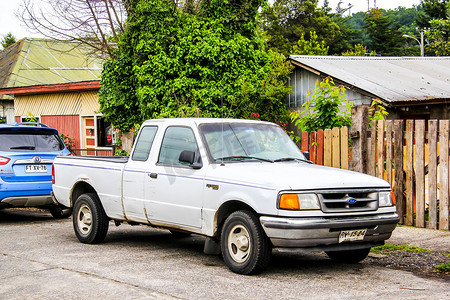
[81,116,96,156]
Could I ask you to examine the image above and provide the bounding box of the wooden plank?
[350,106,369,173]
[316,130,324,165]
[405,120,414,226]
[324,129,332,167]
[310,131,317,164]
[369,120,377,176]
[386,120,393,185]
[332,127,340,168]
[340,126,349,170]
[428,120,438,229]
[377,120,385,179]
[439,120,449,230]
[415,120,426,228]
[394,120,404,224]
[301,131,309,152]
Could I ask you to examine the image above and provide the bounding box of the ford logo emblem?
[33,156,41,163]
[348,198,357,204]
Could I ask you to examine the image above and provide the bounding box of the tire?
[73,193,109,244]
[49,205,72,219]
[221,210,271,275]
[325,248,371,263]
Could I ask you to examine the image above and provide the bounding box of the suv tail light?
[52,164,55,184]
[0,156,10,165]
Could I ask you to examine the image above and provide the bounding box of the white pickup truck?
[52,118,399,274]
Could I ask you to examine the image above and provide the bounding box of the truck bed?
[57,155,129,164]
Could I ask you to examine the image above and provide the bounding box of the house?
[287,55,450,120]
[0,38,111,155]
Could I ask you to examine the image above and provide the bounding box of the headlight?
[379,191,395,207]
[279,193,320,210]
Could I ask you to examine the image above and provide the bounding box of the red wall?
[41,115,81,149]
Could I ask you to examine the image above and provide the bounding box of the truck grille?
[318,190,379,213]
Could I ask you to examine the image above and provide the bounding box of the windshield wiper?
[10,146,36,150]
[217,156,274,163]
[274,157,311,163]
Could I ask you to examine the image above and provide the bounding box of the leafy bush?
[290,77,352,133]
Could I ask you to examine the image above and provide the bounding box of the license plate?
[25,165,47,173]
[338,229,367,243]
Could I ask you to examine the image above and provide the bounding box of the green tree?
[363,8,405,56]
[416,0,448,29]
[99,0,292,131]
[260,0,340,55]
[426,17,450,55]
[341,44,376,56]
[1,33,16,49]
[291,31,328,55]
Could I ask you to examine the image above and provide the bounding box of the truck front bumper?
[260,213,399,250]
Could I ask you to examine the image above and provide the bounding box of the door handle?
[148,173,158,179]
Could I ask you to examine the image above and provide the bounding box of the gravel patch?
[366,249,450,280]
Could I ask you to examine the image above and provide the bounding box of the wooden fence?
[299,106,449,231]
[363,119,450,230]
[300,127,349,169]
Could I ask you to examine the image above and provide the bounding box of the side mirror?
[303,151,310,161]
[179,150,202,169]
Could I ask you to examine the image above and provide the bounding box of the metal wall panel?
[287,68,372,109]
[14,91,99,116]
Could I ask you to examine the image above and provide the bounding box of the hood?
[207,161,390,191]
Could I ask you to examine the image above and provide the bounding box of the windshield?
[0,129,64,152]
[200,122,305,162]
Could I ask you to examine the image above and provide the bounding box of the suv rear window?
[0,129,64,152]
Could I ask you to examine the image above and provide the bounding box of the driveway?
[1,208,448,299]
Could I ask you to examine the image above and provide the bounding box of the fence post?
[439,120,449,230]
[393,120,404,224]
[428,120,438,229]
[405,120,414,226]
[350,106,369,173]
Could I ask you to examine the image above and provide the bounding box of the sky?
[1,0,423,41]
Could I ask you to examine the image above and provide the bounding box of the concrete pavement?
[388,225,450,252]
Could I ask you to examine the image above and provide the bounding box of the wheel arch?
[214,200,259,238]
[70,181,97,207]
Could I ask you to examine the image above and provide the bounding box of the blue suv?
[0,122,72,218]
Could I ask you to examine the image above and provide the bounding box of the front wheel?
[221,210,271,275]
[325,248,371,263]
[73,193,109,244]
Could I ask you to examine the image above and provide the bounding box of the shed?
[287,55,450,120]
[0,38,110,154]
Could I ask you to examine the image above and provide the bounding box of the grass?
[436,262,450,272]
[371,243,432,254]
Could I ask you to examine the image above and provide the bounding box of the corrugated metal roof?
[288,55,450,103]
[0,39,25,100]
[1,38,103,89]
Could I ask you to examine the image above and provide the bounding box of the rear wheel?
[221,210,271,275]
[325,248,371,263]
[49,205,72,219]
[73,193,109,244]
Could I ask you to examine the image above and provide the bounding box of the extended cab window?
[158,126,198,165]
[132,126,158,161]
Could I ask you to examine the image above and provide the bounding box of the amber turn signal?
[279,194,300,210]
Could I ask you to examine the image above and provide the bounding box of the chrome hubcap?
[228,224,251,263]
[77,203,92,235]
